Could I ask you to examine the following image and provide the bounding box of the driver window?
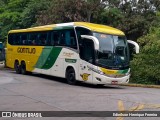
[80,38,95,63]
[75,27,92,45]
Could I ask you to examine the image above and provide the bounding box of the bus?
[6,22,139,85]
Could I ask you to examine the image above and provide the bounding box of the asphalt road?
[0,64,160,120]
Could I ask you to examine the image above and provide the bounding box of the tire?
[14,61,21,74]
[66,68,76,85]
[21,62,26,75]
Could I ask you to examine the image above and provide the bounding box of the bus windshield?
[93,32,129,69]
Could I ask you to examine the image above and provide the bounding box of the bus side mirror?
[127,40,139,60]
[81,35,99,50]
[127,40,139,54]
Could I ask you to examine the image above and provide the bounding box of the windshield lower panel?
[93,32,129,70]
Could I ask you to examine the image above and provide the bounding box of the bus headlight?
[88,67,104,75]
[94,69,104,75]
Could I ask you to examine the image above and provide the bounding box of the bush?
[130,27,160,85]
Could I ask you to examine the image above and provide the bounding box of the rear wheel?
[21,62,27,75]
[14,61,21,74]
[66,68,76,85]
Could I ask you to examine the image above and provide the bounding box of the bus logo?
[80,73,90,81]
[17,47,36,54]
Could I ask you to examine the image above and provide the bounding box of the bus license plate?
[111,81,118,84]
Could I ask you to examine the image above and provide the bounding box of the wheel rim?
[21,65,25,73]
[69,73,74,82]
[67,70,75,84]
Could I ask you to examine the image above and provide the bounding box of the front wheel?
[66,68,76,85]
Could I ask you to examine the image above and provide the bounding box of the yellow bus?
[6,22,139,85]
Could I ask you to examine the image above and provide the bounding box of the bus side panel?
[6,44,44,72]
[33,46,63,76]
[58,48,80,80]
[6,45,15,69]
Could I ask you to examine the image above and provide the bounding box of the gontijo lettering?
[17,47,36,54]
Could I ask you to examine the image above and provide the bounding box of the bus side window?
[14,34,21,45]
[50,32,54,46]
[47,32,52,46]
[53,31,60,46]
[39,33,47,46]
[20,34,27,45]
[51,29,77,48]
[70,30,77,49]
[8,34,14,45]
[58,31,65,46]
[29,33,38,45]
[8,34,21,45]
[62,29,77,49]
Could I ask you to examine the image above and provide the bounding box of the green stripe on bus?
[42,47,62,69]
[35,47,62,69]
[117,69,129,74]
[35,46,52,68]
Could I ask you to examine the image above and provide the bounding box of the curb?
[120,83,160,89]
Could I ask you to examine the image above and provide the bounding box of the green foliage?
[0,0,49,42]
[130,26,160,85]
[0,0,30,42]
[36,0,104,25]
[93,0,159,41]
[21,0,50,28]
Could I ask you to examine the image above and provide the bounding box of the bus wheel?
[21,61,26,75]
[66,68,76,85]
[14,61,21,74]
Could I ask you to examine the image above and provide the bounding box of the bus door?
[79,38,95,83]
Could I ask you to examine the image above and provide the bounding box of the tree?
[0,0,30,42]
[0,0,50,42]
[130,12,160,85]
[36,0,106,25]
[20,0,50,28]
[93,0,159,41]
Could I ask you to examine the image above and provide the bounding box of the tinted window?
[39,32,48,45]
[21,34,28,45]
[75,27,92,45]
[80,38,95,63]
[8,34,14,45]
[8,29,77,48]
[8,34,21,45]
[29,33,37,45]
[51,29,77,49]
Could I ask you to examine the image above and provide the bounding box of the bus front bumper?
[93,72,130,85]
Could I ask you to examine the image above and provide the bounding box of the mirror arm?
[81,35,99,50]
[127,40,140,54]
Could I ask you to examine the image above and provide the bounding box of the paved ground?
[0,64,160,120]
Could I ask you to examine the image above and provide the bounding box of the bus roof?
[9,22,125,36]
